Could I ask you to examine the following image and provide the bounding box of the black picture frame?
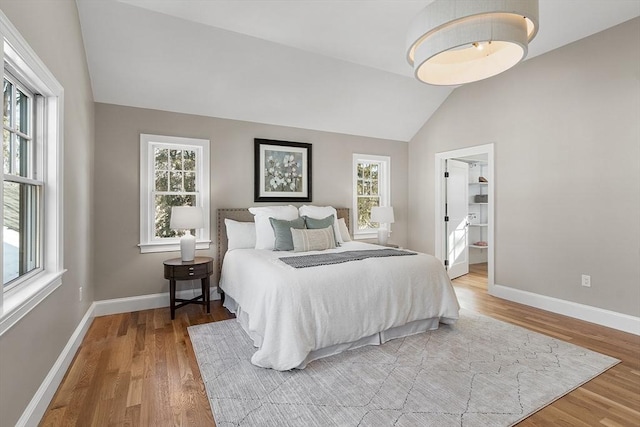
[254,138,312,202]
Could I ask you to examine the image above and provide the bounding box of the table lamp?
[170,206,204,261]
[371,206,395,246]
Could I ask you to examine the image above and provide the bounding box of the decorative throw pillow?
[269,217,305,251]
[291,226,336,253]
[304,215,338,247]
[304,214,334,231]
[298,205,343,245]
[337,217,351,242]
[224,219,256,251]
[249,205,298,250]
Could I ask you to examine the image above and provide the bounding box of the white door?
[445,159,469,279]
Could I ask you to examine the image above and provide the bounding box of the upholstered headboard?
[216,208,350,283]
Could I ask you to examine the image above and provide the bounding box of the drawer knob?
[189,267,194,271]
[189,272,195,276]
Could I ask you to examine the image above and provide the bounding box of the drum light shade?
[407,0,539,86]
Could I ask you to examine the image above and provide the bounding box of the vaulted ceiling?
[76,0,640,141]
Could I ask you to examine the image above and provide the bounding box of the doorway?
[435,144,494,291]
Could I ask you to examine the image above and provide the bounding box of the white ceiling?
[76,0,640,141]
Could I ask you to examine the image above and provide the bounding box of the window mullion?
[3,175,42,186]
[2,126,31,141]
[9,83,16,175]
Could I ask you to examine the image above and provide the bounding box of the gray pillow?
[304,214,339,246]
[269,217,305,251]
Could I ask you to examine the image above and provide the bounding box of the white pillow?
[337,217,351,242]
[224,219,256,251]
[248,205,298,250]
[298,205,344,245]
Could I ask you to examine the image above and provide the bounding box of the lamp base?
[377,228,389,246]
[180,232,196,262]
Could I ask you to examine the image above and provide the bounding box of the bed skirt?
[223,295,444,370]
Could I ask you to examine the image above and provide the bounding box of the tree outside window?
[153,147,197,238]
[356,162,380,230]
[352,154,390,238]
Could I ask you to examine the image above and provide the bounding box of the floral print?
[264,151,303,192]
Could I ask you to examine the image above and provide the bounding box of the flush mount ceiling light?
[407,0,539,86]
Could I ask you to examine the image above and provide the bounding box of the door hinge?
[444,216,449,222]
[444,259,449,267]
[444,171,449,178]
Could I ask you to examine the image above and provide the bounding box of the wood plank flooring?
[40,267,639,426]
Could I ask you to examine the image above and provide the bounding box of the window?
[3,72,40,287]
[139,134,210,253]
[1,12,64,334]
[352,154,390,239]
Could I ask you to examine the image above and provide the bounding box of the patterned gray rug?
[188,309,618,426]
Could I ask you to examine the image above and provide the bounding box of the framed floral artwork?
[254,139,312,202]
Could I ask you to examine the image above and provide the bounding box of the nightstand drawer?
[173,263,209,277]
[164,260,213,280]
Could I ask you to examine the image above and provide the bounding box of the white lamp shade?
[371,206,395,224]
[170,206,204,230]
[170,206,204,262]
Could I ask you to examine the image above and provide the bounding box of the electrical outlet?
[581,275,591,288]
[79,286,83,301]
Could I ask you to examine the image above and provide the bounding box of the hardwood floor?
[40,271,639,426]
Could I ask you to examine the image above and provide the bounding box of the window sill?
[353,232,378,240]
[0,269,67,336]
[138,240,211,254]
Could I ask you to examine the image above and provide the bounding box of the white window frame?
[0,10,65,336]
[139,134,211,253]
[3,71,41,289]
[352,153,390,240]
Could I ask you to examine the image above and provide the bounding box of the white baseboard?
[18,286,221,426]
[17,302,96,427]
[93,286,221,317]
[490,284,640,336]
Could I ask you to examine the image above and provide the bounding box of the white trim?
[491,284,640,336]
[0,271,65,336]
[139,134,211,253]
[138,240,212,254]
[16,302,95,427]
[435,144,494,289]
[17,285,636,427]
[93,287,222,317]
[0,12,63,96]
[0,9,65,327]
[16,285,224,425]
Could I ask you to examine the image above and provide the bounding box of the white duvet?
[220,241,459,370]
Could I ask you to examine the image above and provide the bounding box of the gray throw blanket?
[279,249,417,269]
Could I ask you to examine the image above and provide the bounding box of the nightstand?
[380,243,399,248]
[163,256,214,320]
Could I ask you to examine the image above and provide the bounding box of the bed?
[217,207,460,371]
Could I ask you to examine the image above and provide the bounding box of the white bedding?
[220,241,460,370]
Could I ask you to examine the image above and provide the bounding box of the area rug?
[188,310,619,427]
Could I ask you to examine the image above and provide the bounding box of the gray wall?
[94,103,408,300]
[0,1,95,425]
[408,18,640,317]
